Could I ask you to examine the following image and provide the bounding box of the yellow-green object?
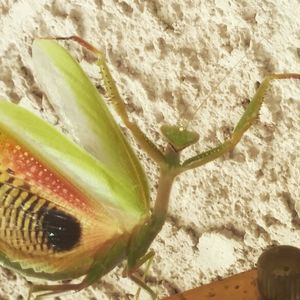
[0,36,299,299]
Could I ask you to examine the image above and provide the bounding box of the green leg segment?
[180,73,300,172]
[123,250,156,300]
[28,281,85,300]
[130,274,157,300]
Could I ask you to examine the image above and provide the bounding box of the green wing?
[0,101,147,220]
[31,39,149,215]
[0,101,139,277]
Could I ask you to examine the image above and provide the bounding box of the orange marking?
[0,132,91,212]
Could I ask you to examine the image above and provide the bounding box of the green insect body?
[0,36,299,299]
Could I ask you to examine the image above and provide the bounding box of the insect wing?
[0,101,137,277]
[32,39,149,215]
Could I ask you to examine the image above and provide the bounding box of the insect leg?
[54,36,166,166]
[135,251,155,300]
[28,282,83,300]
[123,250,156,299]
[179,73,300,172]
[124,249,155,275]
[130,274,157,300]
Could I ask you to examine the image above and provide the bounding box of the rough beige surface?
[0,0,300,299]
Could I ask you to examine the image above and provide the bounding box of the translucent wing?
[32,40,149,214]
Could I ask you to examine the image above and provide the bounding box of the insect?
[0,36,299,299]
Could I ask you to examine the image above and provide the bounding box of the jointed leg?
[54,36,166,166]
[130,273,157,300]
[123,250,156,300]
[136,251,155,299]
[123,249,155,275]
[180,73,300,172]
[28,281,86,300]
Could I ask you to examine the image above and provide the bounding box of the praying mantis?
[0,36,299,300]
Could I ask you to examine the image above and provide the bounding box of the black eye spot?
[42,208,81,252]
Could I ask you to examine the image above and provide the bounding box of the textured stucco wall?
[0,1,300,299]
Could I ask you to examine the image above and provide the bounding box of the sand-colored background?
[0,0,300,299]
